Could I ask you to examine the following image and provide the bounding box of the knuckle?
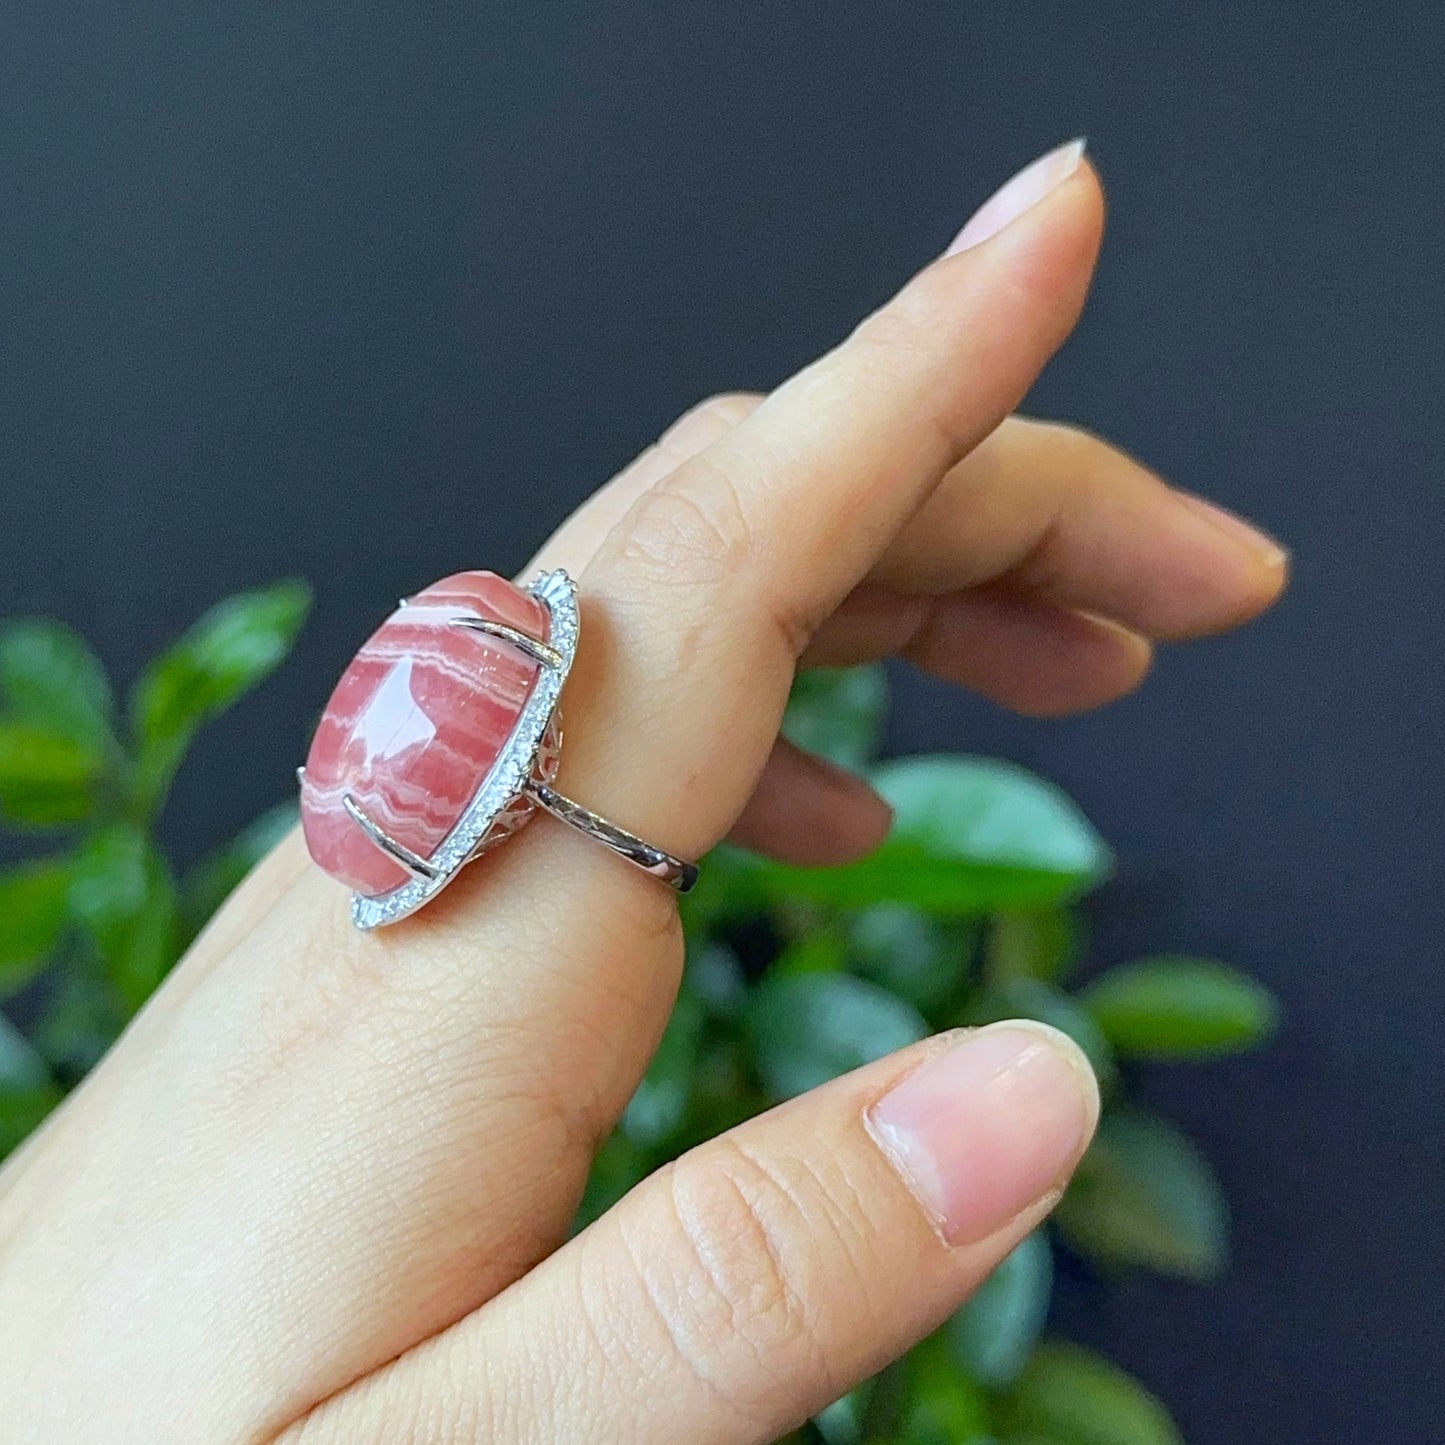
[1008,515,1070,595]
[629,1139,850,1410]
[612,459,814,659]
[614,456,759,587]
[658,392,761,458]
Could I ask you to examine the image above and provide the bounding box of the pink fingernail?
[946,138,1087,256]
[1178,493,1289,569]
[865,1022,1097,1246]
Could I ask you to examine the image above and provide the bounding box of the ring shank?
[525,782,699,893]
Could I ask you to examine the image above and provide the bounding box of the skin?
[0,159,1285,1443]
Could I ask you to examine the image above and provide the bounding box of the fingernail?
[865,1022,1097,1246]
[946,138,1087,256]
[1178,494,1289,569]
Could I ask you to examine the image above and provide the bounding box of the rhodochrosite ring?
[298,569,698,929]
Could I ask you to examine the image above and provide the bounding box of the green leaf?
[682,1036,769,1144]
[677,842,771,934]
[996,1341,1183,1445]
[0,1014,60,1158]
[0,858,71,997]
[813,1383,872,1445]
[874,756,1109,883]
[683,939,748,1022]
[0,1011,52,1091]
[30,965,126,1081]
[1082,955,1279,1059]
[986,907,1083,986]
[575,1131,652,1233]
[128,579,310,812]
[181,800,297,936]
[622,988,706,1149]
[0,618,116,749]
[849,906,975,1016]
[0,1084,59,1159]
[746,757,1110,917]
[69,823,180,1012]
[782,664,888,770]
[0,722,104,826]
[963,979,1115,1087]
[898,1333,994,1445]
[1055,1109,1228,1280]
[947,1231,1053,1387]
[745,971,928,1100]
[774,928,847,975]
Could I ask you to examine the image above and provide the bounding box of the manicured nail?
[946,138,1087,256]
[1178,494,1288,569]
[865,1022,1097,1246]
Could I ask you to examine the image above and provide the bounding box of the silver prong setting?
[448,615,564,670]
[343,794,442,883]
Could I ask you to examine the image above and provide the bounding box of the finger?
[565,156,1106,863]
[727,736,894,864]
[11,151,1110,1438]
[284,1022,1099,1445]
[532,392,765,576]
[537,398,1277,750]
[806,583,1154,716]
[732,586,1152,867]
[533,392,901,866]
[542,408,1283,661]
[871,415,1288,638]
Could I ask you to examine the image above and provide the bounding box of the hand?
[0,141,1285,1443]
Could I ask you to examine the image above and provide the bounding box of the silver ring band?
[525,781,699,892]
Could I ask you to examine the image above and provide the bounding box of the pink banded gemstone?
[300,571,550,897]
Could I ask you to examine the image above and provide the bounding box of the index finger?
[565,143,1103,860]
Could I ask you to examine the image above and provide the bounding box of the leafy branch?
[0,583,309,1125]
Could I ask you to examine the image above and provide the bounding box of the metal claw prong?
[296,766,307,785]
[449,616,564,670]
[397,596,411,608]
[343,794,442,883]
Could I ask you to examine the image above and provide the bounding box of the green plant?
[0,582,310,1151]
[582,666,1279,1445]
[0,595,1277,1444]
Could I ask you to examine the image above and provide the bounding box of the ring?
[298,569,698,929]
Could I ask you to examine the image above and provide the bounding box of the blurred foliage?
[0,583,308,1141]
[583,665,1279,1445]
[0,591,1277,1443]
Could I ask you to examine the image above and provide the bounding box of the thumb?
[287,1021,1098,1444]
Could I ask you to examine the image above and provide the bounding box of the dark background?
[3,3,1440,1440]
